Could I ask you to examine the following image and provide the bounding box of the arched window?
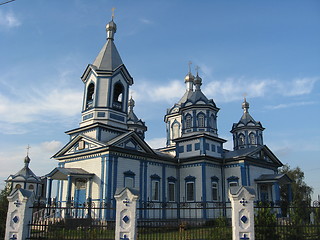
[172,122,180,139]
[249,133,256,144]
[239,134,245,146]
[185,115,192,129]
[113,83,124,110]
[15,184,21,189]
[86,83,95,109]
[198,114,205,127]
[28,185,34,190]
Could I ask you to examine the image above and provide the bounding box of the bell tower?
[80,17,133,130]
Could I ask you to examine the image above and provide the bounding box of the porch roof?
[255,173,292,185]
[46,167,95,180]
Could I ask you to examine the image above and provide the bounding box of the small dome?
[184,72,195,83]
[194,74,202,86]
[242,98,250,112]
[24,155,30,164]
[106,20,117,32]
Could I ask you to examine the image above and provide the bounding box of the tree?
[280,164,313,222]
[0,186,10,238]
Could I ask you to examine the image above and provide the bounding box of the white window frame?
[151,180,160,201]
[168,182,175,202]
[211,181,219,201]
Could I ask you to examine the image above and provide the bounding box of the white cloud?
[0,88,82,124]
[140,18,153,25]
[284,78,318,96]
[266,101,316,110]
[0,141,61,189]
[132,80,185,103]
[132,76,318,104]
[0,10,21,28]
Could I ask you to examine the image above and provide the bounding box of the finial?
[188,61,192,73]
[111,7,116,20]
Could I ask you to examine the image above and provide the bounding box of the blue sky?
[0,0,319,200]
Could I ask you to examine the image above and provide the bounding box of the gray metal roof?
[224,146,263,159]
[92,37,123,71]
[255,174,292,184]
[6,157,41,184]
[47,167,94,180]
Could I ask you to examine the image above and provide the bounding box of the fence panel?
[137,201,232,240]
[255,204,320,240]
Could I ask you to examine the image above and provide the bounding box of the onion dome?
[184,72,195,83]
[194,73,202,91]
[106,20,117,40]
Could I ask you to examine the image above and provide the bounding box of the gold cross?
[26,144,31,156]
[111,7,116,20]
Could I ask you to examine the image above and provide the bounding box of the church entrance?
[74,178,87,207]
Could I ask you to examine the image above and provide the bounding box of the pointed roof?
[92,19,123,71]
[92,38,123,71]
[231,98,264,131]
[6,156,41,184]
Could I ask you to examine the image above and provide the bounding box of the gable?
[247,146,282,166]
[53,135,106,158]
[108,131,155,154]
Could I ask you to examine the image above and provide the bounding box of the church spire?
[92,11,123,71]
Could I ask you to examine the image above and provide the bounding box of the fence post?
[229,186,255,240]
[114,188,139,240]
[5,189,35,240]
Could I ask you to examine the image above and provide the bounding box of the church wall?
[100,129,121,142]
[204,164,222,202]
[180,164,202,202]
[116,157,141,189]
[145,162,164,201]
[177,139,200,158]
[204,139,223,158]
[62,157,103,202]
[224,165,241,201]
[96,77,110,107]
[248,164,275,199]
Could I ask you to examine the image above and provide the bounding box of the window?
[239,134,245,146]
[113,83,124,110]
[125,177,134,188]
[28,184,34,190]
[186,115,192,129]
[212,182,218,201]
[86,83,95,109]
[249,133,256,144]
[198,114,205,127]
[168,182,175,202]
[185,175,196,202]
[186,182,194,201]
[187,144,192,152]
[151,174,161,201]
[172,122,180,139]
[124,170,135,188]
[152,181,160,201]
[15,184,21,189]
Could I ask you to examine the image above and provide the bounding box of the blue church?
[9,18,291,219]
